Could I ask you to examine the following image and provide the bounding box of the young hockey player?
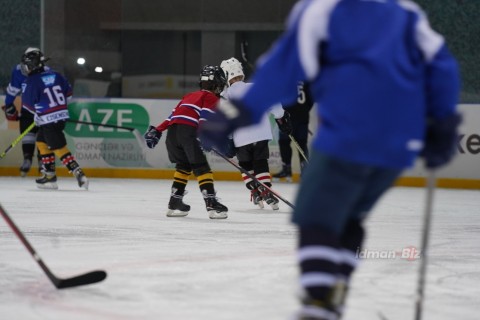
[20,48,88,190]
[144,65,228,219]
[1,47,45,176]
[199,1,461,319]
[220,57,292,210]
[272,81,314,181]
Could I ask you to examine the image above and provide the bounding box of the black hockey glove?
[144,125,162,149]
[224,137,236,158]
[2,104,19,121]
[275,111,292,135]
[420,113,462,169]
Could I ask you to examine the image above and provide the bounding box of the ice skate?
[19,159,32,177]
[260,186,279,210]
[167,189,190,217]
[36,173,58,190]
[73,168,89,190]
[250,188,264,209]
[272,165,292,182]
[202,190,228,219]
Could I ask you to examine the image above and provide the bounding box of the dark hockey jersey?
[21,69,73,126]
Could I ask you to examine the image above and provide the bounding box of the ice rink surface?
[0,176,479,320]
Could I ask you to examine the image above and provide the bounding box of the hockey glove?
[144,125,162,149]
[2,104,19,121]
[224,137,236,158]
[198,98,254,154]
[420,113,462,169]
[275,111,292,135]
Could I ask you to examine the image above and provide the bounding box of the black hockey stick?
[240,41,255,71]
[414,170,436,320]
[0,204,107,289]
[67,119,135,131]
[68,119,146,147]
[0,122,36,159]
[211,148,295,209]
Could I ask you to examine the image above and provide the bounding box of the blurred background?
[0,0,478,102]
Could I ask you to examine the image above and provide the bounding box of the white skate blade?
[166,209,189,217]
[208,211,228,219]
[36,182,58,190]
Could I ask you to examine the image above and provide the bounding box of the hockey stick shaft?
[0,204,107,289]
[211,148,295,209]
[414,170,436,320]
[0,122,36,159]
[240,41,255,71]
[288,134,309,164]
[68,119,146,148]
[67,119,135,131]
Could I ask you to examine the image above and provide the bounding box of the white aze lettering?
[97,109,115,132]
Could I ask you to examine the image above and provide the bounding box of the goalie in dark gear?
[143,65,229,219]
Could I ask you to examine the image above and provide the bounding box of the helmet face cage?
[220,57,245,85]
[199,65,227,94]
[20,49,46,76]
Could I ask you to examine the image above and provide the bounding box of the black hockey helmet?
[199,65,226,95]
[20,47,49,75]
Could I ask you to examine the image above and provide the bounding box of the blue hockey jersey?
[21,70,73,126]
[4,65,26,106]
[233,0,460,168]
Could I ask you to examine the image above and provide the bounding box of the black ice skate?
[73,168,89,190]
[36,173,58,190]
[20,159,32,177]
[272,165,292,182]
[202,190,228,219]
[259,186,279,210]
[250,188,264,209]
[167,189,190,217]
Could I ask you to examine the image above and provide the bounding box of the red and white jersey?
[156,90,219,132]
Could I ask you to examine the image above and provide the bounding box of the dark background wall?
[0,0,478,102]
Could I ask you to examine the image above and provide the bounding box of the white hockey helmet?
[220,57,245,86]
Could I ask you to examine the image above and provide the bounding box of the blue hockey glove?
[144,125,162,149]
[275,111,292,135]
[198,99,253,154]
[224,138,236,158]
[420,113,462,169]
[2,104,19,121]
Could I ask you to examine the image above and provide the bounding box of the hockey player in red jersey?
[144,65,228,219]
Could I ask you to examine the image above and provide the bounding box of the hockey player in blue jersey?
[20,48,88,190]
[199,0,461,319]
[2,48,44,176]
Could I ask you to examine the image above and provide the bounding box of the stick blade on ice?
[54,270,107,289]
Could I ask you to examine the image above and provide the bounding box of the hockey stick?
[414,170,436,320]
[240,41,255,71]
[289,134,309,164]
[211,148,295,209]
[0,122,36,159]
[67,119,146,147]
[0,204,107,289]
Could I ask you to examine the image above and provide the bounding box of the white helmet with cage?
[220,57,245,86]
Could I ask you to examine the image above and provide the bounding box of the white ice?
[0,176,479,320]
